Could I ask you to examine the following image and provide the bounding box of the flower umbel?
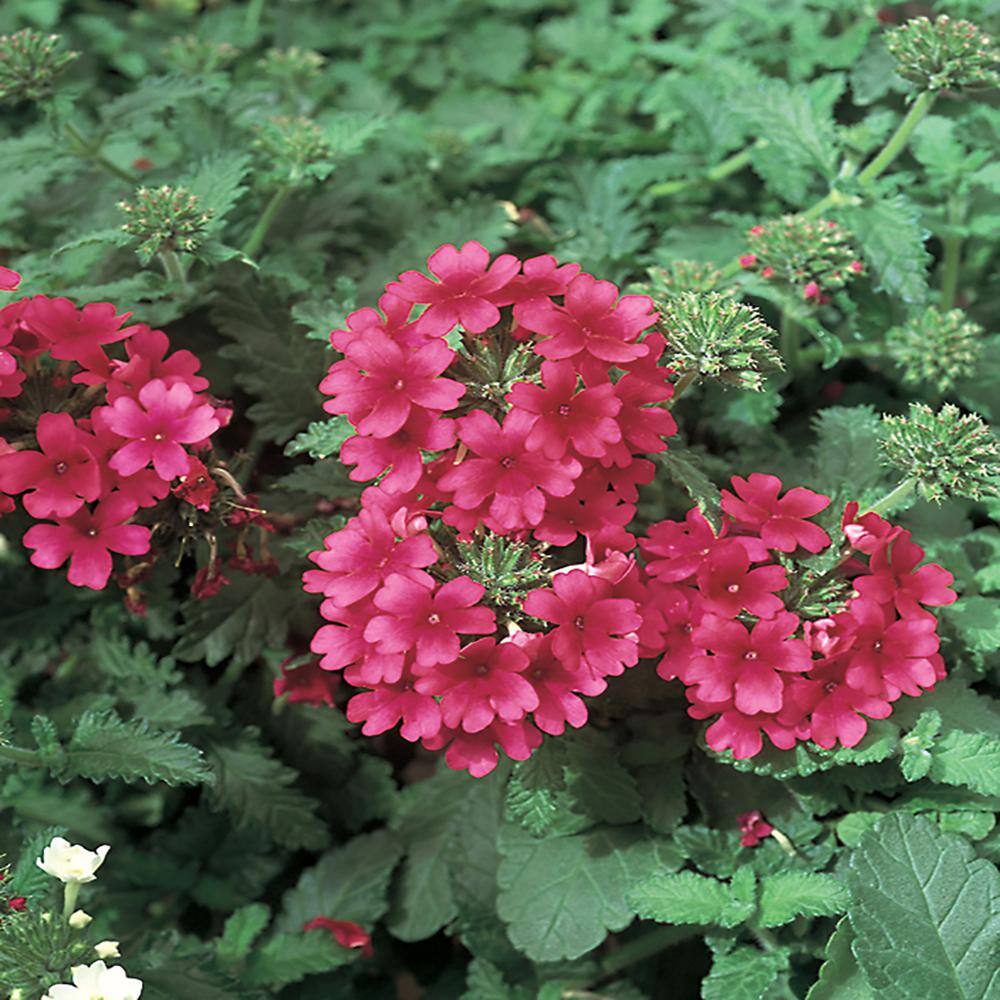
[118,186,213,263]
[886,307,984,393]
[0,30,77,103]
[886,15,1000,92]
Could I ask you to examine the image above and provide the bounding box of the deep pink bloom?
[641,509,719,583]
[737,811,773,847]
[506,360,621,459]
[107,327,209,400]
[311,599,402,682]
[696,540,788,618]
[0,267,20,291]
[171,455,217,512]
[841,500,895,554]
[701,703,801,759]
[649,583,703,683]
[521,635,591,734]
[23,297,139,368]
[23,493,150,590]
[739,254,757,269]
[438,409,581,531]
[346,668,443,741]
[331,292,419,351]
[103,378,220,481]
[341,410,455,493]
[302,508,437,604]
[534,478,634,551]
[688,612,811,715]
[321,329,464,437]
[427,718,542,777]
[365,574,496,666]
[499,254,581,308]
[414,637,537,732]
[387,241,520,337]
[303,917,373,958]
[0,412,101,518]
[854,531,956,616]
[517,273,655,366]
[191,561,230,599]
[803,281,821,300]
[604,372,677,462]
[721,473,831,553]
[522,569,641,683]
[274,658,341,707]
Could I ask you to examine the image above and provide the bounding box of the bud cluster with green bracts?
[638,261,735,301]
[886,307,985,393]
[886,15,1000,92]
[0,29,77,103]
[118,186,213,263]
[251,115,337,188]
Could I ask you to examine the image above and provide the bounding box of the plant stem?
[779,312,801,374]
[939,198,964,311]
[62,882,80,922]
[855,90,936,187]
[0,743,40,767]
[158,249,189,293]
[669,370,699,404]
[649,144,756,198]
[599,925,699,977]
[866,478,917,517]
[62,121,137,184]
[241,185,291,259]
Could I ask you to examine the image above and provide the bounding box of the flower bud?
[69,909,93,928]
[94,940,121,959]
[119,185,212,264]
[36,836,110,884]
[886,16,999,92]
[886,307,983,392]
[0,30,77,104]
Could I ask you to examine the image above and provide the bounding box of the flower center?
[557,404,571,416]
[726,583,740,593]
[393,378,405,390]
[54,461,68,475]
[824,681,838,694]
[86,528,99,537]
[427,613,440,625]
[743,650,758,660]
[574,615,586,629]
[872,640,882,652]
[153,432,164,441]
[474,664,489,677]
[500,456,516,470]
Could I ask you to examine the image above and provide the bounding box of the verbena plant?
[0,2,997,998]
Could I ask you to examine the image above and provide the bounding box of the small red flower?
[7,897,26,912]
[303,917,373,958]
[274,658,341,707]
[696,540,788,618]
[737,811,773,847]
[0,267,21,292]
[172,455,217,512]
[721,473,830,553]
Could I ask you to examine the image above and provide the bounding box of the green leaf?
[899,709,942,782]
[656,447,723,531]
[284,416,354,460]
[64,710,211,787]
[626,868,756,928]
[807,917,874,1000]
[206,728,329,851]
[847,813,1000,1000]
[927,729,1000,797]
[842,195,930,305]
[563,729,642,825]
[243,931,354,986]
[505,741,590,838]
[758,871,850,928]
[276,829,403,932]
[702,945,789,1000]
[216,904,270,966]
[461,958,530,1000]
[942,596,1000,658]
[810,405,888,499]
[497,824,678,961]
[182,153,251,234]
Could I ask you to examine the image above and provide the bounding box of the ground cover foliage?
[0,0,998,997]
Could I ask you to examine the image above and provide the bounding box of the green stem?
[241,186,291,259]
[866,478,917,517]
[798,340,881,366]
[649,144,756,198]
[158,249,189,293]
[669,369,699,404]
[939,200,963,311]
[599,925,699,977]
[855,90,936,187]
[0,744,40,767]
[62,882,80,922]
[779,312,799,374]
[244,0,267,36]
[62,121,137,184]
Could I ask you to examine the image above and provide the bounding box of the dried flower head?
[886,15,1000,92]
[881,403,1000,504]
[119,185,213,263]
[886,307,984,392]
[251,115,335,187]
[658,291,783,391]
[0,30,77,103]
[740,217,862,303]
[638,260,735,301]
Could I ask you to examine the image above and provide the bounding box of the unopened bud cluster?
[886,16,1000,92]
[638,261,734,301]
[658,291,782,391]
[881,403,999,504]
[163,34,238,74]
[252,115,334,187]
[886,307,983,392]
[259,46,325,80]
[0,30,77,103]
[118,185,212,262]
[739,217,863,304]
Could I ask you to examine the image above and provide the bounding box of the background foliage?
[0,0,998,997]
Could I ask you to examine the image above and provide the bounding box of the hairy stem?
[62,121,137,184]
[856,90,936,187]
[241,185,292,259]
[867,478,917,517]
[779,312,800,374]
[669,369,699,404]
[649,143,757,198]
[158,249,189,293]
[0,743,41,767]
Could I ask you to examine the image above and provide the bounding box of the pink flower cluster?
[0,293,228,589]
[641,474,956,759]
[304,242,678,776]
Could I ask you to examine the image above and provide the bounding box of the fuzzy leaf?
[758,871,851,927]
[807,917,874,1000]
[216,904,270,965]
[702,946,789,1000]
[927,730,1000,797]
[847,813,1000,1000]
[563,729,642,825]
[284,416,355,459]
[626,868,756,928]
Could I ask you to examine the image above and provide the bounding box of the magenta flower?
[0,412,101,518]
[302,508,437,605]
[688,611,811,715]
[696,540,788,618]
[23,493,150,590]
[432,718,542,778]
[365,574,496,666]
[603,372,677,463]
[521,636,590,735]
[701,704,801,760]
[274,658,341,708]
[498,253,581,308]
[23,297,139,368]
[331,292,419,352]
[346,670,443,742]
[853,530,956,617]
[0,266,21,291]
[107,327,209,401]
[522,569,641,683]
[387,241,520,337]
[103,378,220,482]
[438,409,582,531]
[310,599,403,682]
[321,329,464,438]
[641,508,719,583]
[721,473,831,553]
[516,273,655,366]
[737,811,774,847]
[506,360,622,459]
[414,638,537,733]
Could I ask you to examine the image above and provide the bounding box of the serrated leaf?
[497,824,678,961]
[276,829,403,932]
[284,416,354,459]
[842,195,930,305]
[927,730,1000,797]
[242,931,354,986]
[847,813,1000,1000]
[810,405,887,498]
[65,709,210,787]
[206,729,328,851]
[461,958,530,1000]
[182,153,251,234]
[758,871,850,927]
[216,904,270,966]
[807,917,874,1000]
[505,741,589,837]
[702,945,789,1000]
[626,868,755,928]
[656,447,722,531]
[563,729,642,825]
[942,596,1000,657]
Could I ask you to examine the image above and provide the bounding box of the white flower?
[36,838,110,885]
[68,910,93,929]
[42,961,142,1000]
[94,940,121,959]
